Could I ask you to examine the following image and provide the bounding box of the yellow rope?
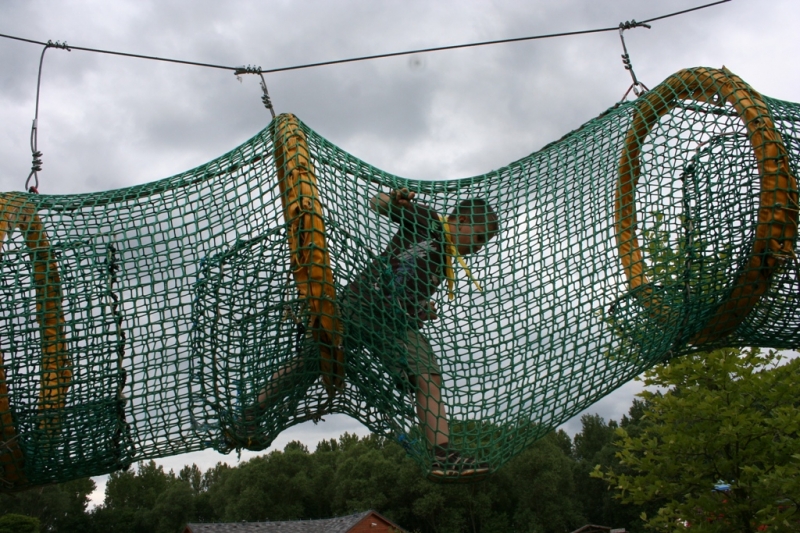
[439,215,483,300]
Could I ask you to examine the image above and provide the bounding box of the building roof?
[185,510,401,533]
[570,526,611,533]
[570,526,627,533]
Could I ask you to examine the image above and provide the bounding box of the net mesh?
[1,67,798,489]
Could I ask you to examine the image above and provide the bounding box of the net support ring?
[615,66,799,345]
[0,193,71,489]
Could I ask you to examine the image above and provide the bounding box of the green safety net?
[1,67,798,490]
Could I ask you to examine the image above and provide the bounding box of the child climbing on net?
[242,187,499,478]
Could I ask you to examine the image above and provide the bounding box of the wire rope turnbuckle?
[618,20,650,101]
[26,40,72,193]
[235,65,276,119]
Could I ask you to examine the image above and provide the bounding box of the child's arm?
[368,192,392,216]
[417,301,438,322]
[369,188,416,217]
[370,188,440,229]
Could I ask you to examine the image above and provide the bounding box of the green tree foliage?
[595,348,800,532]
[0,478,95,532]
[573,404,658,532]
[208,440,322,521]
[0,427,627,532]
[572,414,620,526]
[505,431,584,533]
[201,430,585,533]
[0,513,40,533]
[91,460,197,533]
[7,346,797,533]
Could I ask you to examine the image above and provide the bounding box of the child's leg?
[401,330,449,448]
[414,372,488,476]
[256,356,307,409]
[414,373,450,448]
[401,328,486,474]
[227,353,311,451]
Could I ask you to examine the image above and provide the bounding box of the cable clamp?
[45,39,71,51]
[25,150,43,193]
[618,19,651,31]
[258,73,276,118]
[234,64,262,76]
[30,150,43,173]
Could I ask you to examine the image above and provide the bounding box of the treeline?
[0,408,647,533]
[4,348,797,533]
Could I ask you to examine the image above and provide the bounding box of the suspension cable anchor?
[234,66,276,118]
[24,39,71,193]
[618,20,650,101]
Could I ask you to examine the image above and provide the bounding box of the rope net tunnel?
[0,67,797,489]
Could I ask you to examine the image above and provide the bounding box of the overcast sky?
[2,0,799,506]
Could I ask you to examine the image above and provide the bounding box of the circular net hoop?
[0,67,798,489]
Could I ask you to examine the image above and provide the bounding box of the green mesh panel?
[1,67,798,489]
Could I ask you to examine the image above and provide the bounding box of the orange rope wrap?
[273,115,344,395]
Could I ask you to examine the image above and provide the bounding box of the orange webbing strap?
[616,67,798,345]
[273,114,344,395]
[0,192,70,489]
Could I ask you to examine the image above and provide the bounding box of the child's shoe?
[430,449,489,478]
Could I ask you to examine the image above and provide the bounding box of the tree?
[572,414,623,527]
[92,460,193,533]
[571,401,659,532]
[0,477,95,532]
[0,514,40,533]
[574,414,617,462]
[595,348,800,532]
[208,441,321,522]
[507,431,584,533]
